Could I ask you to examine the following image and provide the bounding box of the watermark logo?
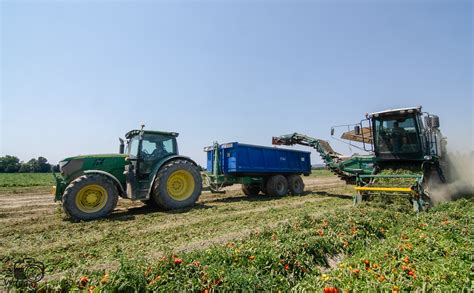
[1,258,45,289]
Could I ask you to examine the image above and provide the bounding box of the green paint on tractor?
[53,154,127,200]
[52,127,202,221]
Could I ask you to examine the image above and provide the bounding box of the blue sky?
[1,0,472,166]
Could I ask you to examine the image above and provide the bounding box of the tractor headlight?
[59,160,70,174]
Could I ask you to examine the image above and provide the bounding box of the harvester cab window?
[375,116,420,154]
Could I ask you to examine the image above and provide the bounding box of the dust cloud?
[430,152,474,203]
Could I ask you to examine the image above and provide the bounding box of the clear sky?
[1,0,472,166]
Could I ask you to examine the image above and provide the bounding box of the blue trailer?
[203,142,311,196]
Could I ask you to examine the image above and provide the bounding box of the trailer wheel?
[266,175,288,196]
[287,175,304,195]
[62,174,118,221]
[152,159,202,210]
[242,184,260,196]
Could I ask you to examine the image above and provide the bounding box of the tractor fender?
[83,170,126,195]
[147,155,198,196]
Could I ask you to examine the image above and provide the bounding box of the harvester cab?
[53,128,202,221]
[362,106,446,163]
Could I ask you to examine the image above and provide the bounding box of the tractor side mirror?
[354,125,361,135]
[330,127,335,136]
[429,116,440,128]
[119,138,125,154]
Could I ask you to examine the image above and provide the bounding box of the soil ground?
[0,174,352,280]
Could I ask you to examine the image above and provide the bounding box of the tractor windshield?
[127,136,140,158]
[374,115,421,157]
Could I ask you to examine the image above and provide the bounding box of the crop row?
[21,197,472,291]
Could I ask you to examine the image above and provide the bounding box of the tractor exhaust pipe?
[119,138,125,154]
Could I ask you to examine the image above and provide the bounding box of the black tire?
[242,184,260,196]
[260,179,268,195]
[152,159,202,210]
[62,174,118,221]
[287,175,304,195]
[266,175,288,196]
[141,199,158,207]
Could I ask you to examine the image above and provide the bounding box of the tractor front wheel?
[152,160,202,210]
[62,174,118,221]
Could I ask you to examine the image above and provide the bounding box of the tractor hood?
[62,154,128,161]
[59,154,128,180]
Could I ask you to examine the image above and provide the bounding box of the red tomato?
[80,276,89,286]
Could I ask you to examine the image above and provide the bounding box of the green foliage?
[33,197,473,291]
[0,173,55,187]
[309,169,334,177]
[0,155,53,173]
[0,155,21,173]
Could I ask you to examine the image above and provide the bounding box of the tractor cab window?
[127,137,140,158]
[374,115,420,155]
[141,135,176,160]
[139,134,177,174]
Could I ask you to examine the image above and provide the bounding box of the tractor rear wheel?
[62,174,118,221]
[242,184,260,196]
[287,175,304,195]
[152,159,202,210]
[141,199,158,207]
[266,175,288,196]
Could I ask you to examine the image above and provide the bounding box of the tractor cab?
[122,129,180,199]
[366,106,444,161]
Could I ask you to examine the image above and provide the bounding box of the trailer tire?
[287,175,304,195]
[242,184,260,196]
[152,159,202,210]
[266,175,288,196]
[62,174,118,221]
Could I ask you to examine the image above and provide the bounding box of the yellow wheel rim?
[75,184,108,213]
[166,170,195,201]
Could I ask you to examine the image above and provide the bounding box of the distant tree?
[29,158,39,172]
[52,164,60,172]
[1,155,53,173]
[18,163,31,173]
[37,156,51,172]
[0,155,21,173]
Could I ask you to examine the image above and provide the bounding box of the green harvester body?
[273,106,448,211]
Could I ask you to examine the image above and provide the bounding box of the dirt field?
[0,175,351,280]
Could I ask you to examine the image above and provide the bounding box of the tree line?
[0,155,59,173]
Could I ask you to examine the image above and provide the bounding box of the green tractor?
[273,106,449,211]
[52,128,202,220]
